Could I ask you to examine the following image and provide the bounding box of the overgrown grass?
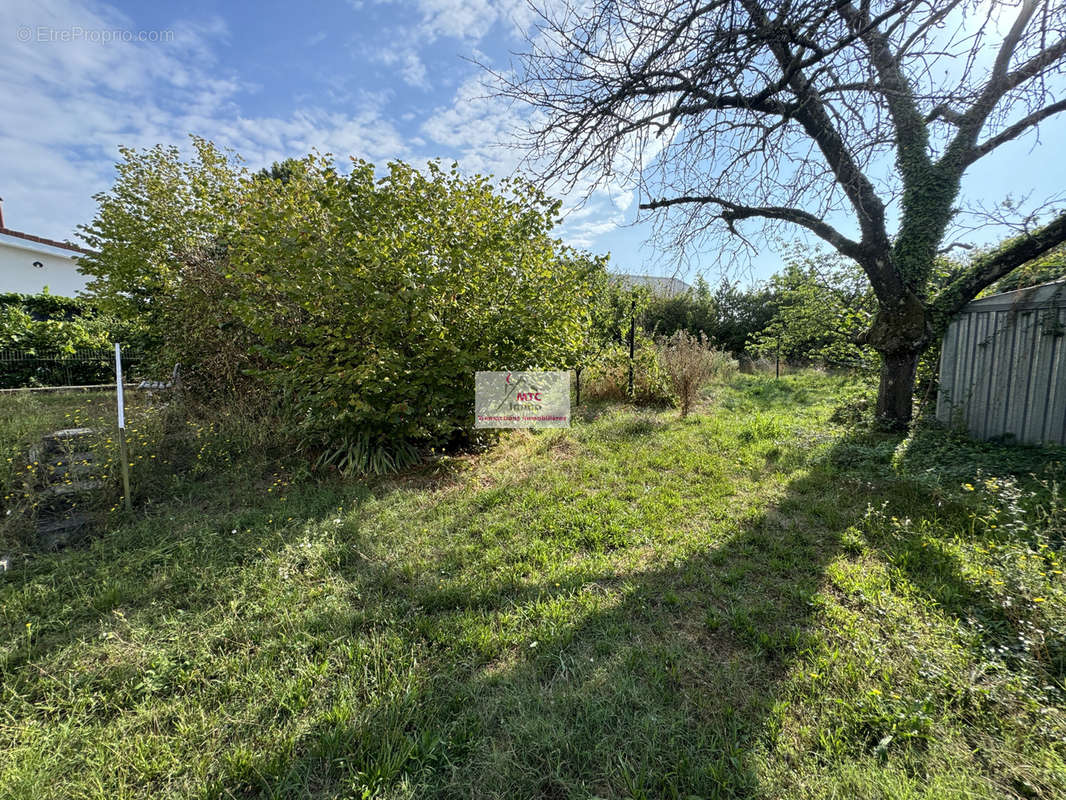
[0,391,113,491]
[1,372,1064,799]
[1,390,290,550]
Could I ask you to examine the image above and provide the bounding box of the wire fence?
[0,348,144,390]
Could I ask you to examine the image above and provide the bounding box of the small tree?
[752,248,877,369]
[78,137,243,337]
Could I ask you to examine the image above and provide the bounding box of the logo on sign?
[474,371,570,428]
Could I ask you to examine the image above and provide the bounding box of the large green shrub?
[226,157,605,469]
[641,277,714,339]
[80,143,607,471]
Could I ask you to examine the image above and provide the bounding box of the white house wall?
[0,238,89,297]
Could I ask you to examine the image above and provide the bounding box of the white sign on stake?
[114,342,126,430]
[114,343,131,511]
[474,371,571,428]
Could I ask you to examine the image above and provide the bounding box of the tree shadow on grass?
[0,478,374,672]
[209,427,1062,799]
[5,417,1059,799]
[872,426,1066,682]
[203,433,881,799]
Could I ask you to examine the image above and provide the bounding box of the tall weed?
[658,330,737,416]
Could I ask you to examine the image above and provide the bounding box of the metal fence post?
[627,293,636,398]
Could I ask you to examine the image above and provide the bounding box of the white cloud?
[613,190,635,211]
[414,0,536,42]
[0,0,627,255]
[358,0,538,42]
[420,75,523,175]
[0,0,414,240]
[420,69,639,249]
[371,38,430,89]
[358,0,540,89]
[560,211,625,249]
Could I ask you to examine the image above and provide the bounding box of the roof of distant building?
[0,198,89,257]
[610,273,692,297]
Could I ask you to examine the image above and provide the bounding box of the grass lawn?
[1,372,1064,799]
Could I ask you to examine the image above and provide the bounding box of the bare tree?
[502,0,1066,428]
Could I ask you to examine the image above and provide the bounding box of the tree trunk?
[875,349,920,430]
[862,288,932,431]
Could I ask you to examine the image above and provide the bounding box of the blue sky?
[3,0,1065,286]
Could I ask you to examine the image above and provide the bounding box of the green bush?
[229,158,606,469]
[0,293,144,388]
[635,277,779,357]
[80,143,608,472]
[643,288,714,339]
[0,292,87,321]
[148,247,266,401]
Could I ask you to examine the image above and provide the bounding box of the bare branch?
[962,98,1066,167]
[640,193,866,260]
[924,104,964,125]
[947,3,1066,168]
[998,36,1066,96]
